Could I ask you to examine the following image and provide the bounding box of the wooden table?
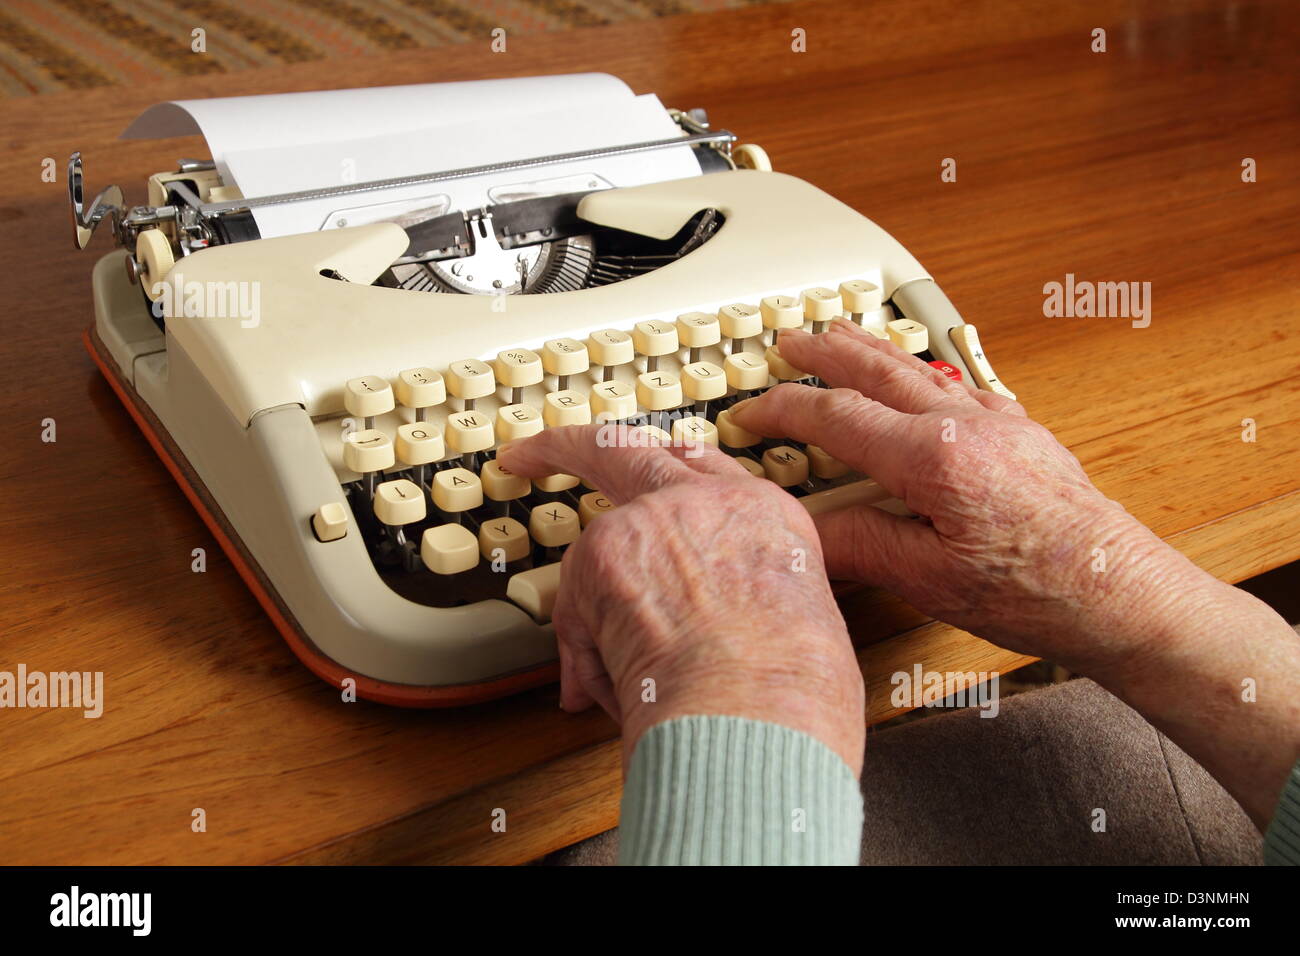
[2,0,1297,864]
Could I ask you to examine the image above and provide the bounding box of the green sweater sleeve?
[1264,757,1300,865]
[617,715,864,865]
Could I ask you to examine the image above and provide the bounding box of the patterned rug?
[0,0,783,96]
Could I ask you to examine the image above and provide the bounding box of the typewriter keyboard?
[313,282,939,621]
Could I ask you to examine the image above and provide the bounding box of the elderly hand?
[729,319,1300,828]
[497,427,865,772]
[727,319,1203,679]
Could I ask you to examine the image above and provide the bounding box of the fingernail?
[729,397,754,417]
[495,440,516,457]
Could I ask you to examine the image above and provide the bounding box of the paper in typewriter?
[122,74,702,239]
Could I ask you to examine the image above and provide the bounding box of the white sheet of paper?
[121,74,702,238]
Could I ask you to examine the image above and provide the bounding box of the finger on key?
[496,424,693,505]
[833,321,1026,414]
[727,383,916,495]
[778,328,948,413]
[778,324,974,413]
[824,320,982,403]
[774,321,972,408]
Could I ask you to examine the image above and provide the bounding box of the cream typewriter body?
[72,78,1014,705]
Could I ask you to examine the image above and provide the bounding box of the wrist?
[1039,503,1217,682]
[615,632,865,775]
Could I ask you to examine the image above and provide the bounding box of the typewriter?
[70,76,1015,706]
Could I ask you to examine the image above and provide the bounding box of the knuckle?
[766,381,806,409]
[817,386,865,420]
[614,446,677,492]
[817,387,881,436]
[929,438,969,475]
[930,369,970,397]
[923,418,980,476]
[879,361,927,393]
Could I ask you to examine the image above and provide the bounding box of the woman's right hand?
[728,319,1211,680]
[730,318,1300,829]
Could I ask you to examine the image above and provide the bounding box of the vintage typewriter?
[70,76,1015,706]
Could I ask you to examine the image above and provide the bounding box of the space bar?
[506,562,564,622]
[505,479,889,622]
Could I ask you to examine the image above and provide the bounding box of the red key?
[928,360,963,382]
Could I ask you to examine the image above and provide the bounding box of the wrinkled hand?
[498,427,865,772]
[729,319,1203,678]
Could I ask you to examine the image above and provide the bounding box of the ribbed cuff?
[617,715,864,865]
[1264,757,1300,865]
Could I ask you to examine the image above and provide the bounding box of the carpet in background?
[0,0,789,97]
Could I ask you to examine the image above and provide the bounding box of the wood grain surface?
[1,0,1297,865]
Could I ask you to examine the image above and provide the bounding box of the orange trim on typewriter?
[84,326,559,707]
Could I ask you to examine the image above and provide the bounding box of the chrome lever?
[68,152,124,250]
